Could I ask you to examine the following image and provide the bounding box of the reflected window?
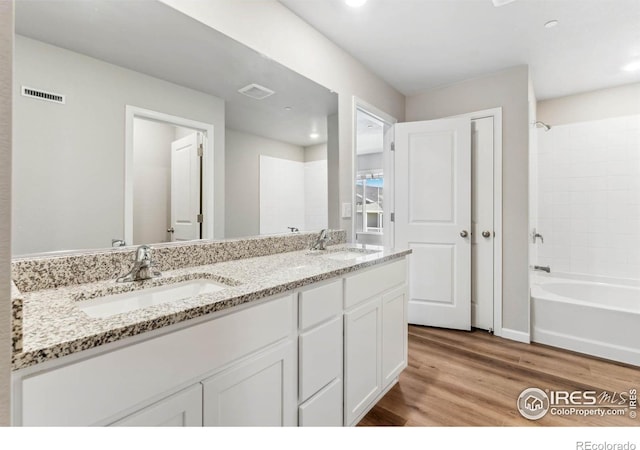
[356,171,383,234]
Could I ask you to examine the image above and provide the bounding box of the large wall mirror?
[12,0,338,256]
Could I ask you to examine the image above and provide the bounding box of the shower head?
[534,121,551,131]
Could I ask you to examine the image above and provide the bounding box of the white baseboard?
[500,328,530,344]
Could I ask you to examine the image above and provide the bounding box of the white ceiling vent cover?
[21,86,66,104]
[238,83,275,100]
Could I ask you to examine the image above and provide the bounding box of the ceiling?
[15,0,338,147]
[279,0,640,100]
[356,109,384,155]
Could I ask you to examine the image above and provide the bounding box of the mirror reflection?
[12,0,338,256]
[354,108,389,246]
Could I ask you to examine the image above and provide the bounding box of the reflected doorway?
[124,106,215,247]
[354,106,395,246]
[132,118,203,244]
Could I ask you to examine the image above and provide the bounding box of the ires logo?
[548,390,598,405]
[517,387,637,421]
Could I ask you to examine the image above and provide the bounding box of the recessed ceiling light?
[367,125,373,129]
[310,133,320,139]
[284,106,292,111]
[544,20,559,29]
[622,60,640,72]
[345,0,367,8]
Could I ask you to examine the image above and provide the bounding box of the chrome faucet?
[310,229,331,251]
[111,238,126,248]
[116,245,161,282]
[534,265,551,273]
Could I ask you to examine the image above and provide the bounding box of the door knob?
[167,227,175,233]
[460,230,469,238]
[482,230,491,238]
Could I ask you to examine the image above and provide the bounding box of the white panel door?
[170,133,200,241]
[202,342,296,427]
[395,118,471,330]
[110,384,202,427]
[471,117,495,331]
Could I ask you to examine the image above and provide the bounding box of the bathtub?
[531,275,640,367]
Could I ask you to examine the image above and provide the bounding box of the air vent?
[238,83,275,100]
[21,86,66,104]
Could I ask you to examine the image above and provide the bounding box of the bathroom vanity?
[10,232,410,426]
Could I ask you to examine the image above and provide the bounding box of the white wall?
[536,115,640,280]
[303,143,329,231]
[225,129,305,238]
[159,0,406,240]
[133,119,185,246]
[529,75,539,282]
[304,142,327,162]
[13,36,225,255]
[304,159,329,231]
[538,83,640,126]
[406,65,531,335]
[0,0,13,428]
[357,153,383,172]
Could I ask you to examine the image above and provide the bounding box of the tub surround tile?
[11,233,409,371]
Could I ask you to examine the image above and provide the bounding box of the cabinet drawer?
[20,294,294,426]
[299,378,342,427]
[298,280,342,330]
[299,317,342,403]
[344,259,406,309]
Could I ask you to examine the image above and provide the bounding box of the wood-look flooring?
[359,325,640,426]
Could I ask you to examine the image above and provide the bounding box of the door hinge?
[390,212,395,222]
[197,214,203,223]
[198,143,204,157]
[390,142,395,152]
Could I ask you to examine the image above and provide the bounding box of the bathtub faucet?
[534,265,551,273]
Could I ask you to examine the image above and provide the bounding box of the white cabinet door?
[110,384,202,427]
[344,297,381,426]
[381,286,408,386]
[299,378,343,427]
[202,342,296,426]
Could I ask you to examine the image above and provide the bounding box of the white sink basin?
[79,280,229,319]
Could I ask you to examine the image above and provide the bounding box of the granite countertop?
[12,244,410,371]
